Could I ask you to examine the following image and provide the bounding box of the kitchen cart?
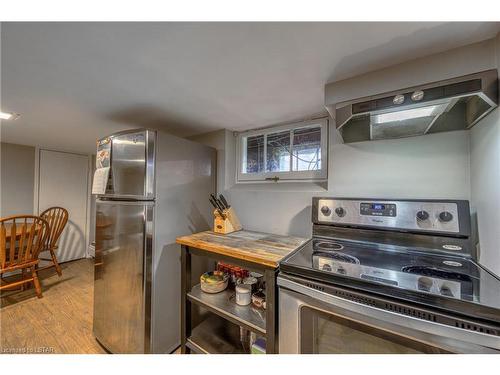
[176,230,307,354]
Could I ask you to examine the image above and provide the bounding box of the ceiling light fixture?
[0,111,20,120]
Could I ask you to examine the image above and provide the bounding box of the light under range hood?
[327,69,498,143]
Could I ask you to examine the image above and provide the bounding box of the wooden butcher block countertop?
[176,230,308,268]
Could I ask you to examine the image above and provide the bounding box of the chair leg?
[32,268,43,298]
[49,248,63,277]
[21,269,26,291]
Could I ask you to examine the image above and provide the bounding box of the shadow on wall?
[188,202,210,234]
[153,242,181,352]
[106,105,210,137]
[56,219,86,262]
[328,22,496,83]
[155,240,213,350]
[288,205,312,238]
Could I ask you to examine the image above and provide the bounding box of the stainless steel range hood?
[327,69,498,143]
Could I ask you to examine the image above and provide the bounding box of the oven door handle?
[278,276,500,350]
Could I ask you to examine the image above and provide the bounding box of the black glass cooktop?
[310,238,481,277]
[281,237,500,323]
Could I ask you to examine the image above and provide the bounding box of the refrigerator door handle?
[96,198,154,206]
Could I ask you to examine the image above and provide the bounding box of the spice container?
[235,284,252,306]
[217,262,249,286]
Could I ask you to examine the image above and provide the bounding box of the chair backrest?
[40,207,69,249]
[0,215,50,270]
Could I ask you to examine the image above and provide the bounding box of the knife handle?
[219,194,230,209]
[210,196,226,219]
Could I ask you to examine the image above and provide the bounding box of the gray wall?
[0,142,36,216]
[189,129,228,193]
[470,108,500,276]
[469,32,500,277]
[329,130,470,199]
[190,128,471,238]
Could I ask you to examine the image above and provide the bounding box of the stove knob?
[416,210,429,221]
[417,277,433,292]
[320,206,331,216]
[438,211,453,223]
[337,266,346,275]
[440,285,454,297]
[335,207,346,217]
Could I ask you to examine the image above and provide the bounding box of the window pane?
[266,131,290,172]
[242,135,264,174]
[292,127,321,171]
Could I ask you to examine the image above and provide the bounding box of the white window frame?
[236,118,328,183]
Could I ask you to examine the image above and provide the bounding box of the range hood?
[327,69,498,143]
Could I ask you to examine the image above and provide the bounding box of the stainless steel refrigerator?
[93,129,215,353]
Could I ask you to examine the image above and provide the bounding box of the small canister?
[243,276,258,293]
[236,284,252,306]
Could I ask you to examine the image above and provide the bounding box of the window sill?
[231,179,328,192]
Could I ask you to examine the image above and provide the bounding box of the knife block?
[213,207,242,234]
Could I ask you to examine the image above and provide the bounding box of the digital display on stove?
[360,202,397,217]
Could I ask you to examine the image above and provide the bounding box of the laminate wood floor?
[1,259,107,354]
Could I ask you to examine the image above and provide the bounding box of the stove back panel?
[312,198,471,238]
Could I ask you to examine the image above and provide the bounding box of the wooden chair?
[0,215,50,298]
[39,207,69,276]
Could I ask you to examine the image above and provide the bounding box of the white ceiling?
[1,22,499,153]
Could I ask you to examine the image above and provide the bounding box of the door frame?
[34,147,93,258]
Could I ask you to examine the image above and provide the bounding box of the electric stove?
[280,198,500,325]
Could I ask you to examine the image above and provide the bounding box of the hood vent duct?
[327,69,498,143]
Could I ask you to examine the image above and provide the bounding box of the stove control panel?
[314,198,468,235]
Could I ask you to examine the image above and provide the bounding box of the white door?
[38,149,89,262]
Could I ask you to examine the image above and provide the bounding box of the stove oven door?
[278,275,500,354]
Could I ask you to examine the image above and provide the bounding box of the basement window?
[237,118,328,182]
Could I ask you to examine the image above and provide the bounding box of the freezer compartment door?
[93,199,153,353]
[98,129,155,199]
